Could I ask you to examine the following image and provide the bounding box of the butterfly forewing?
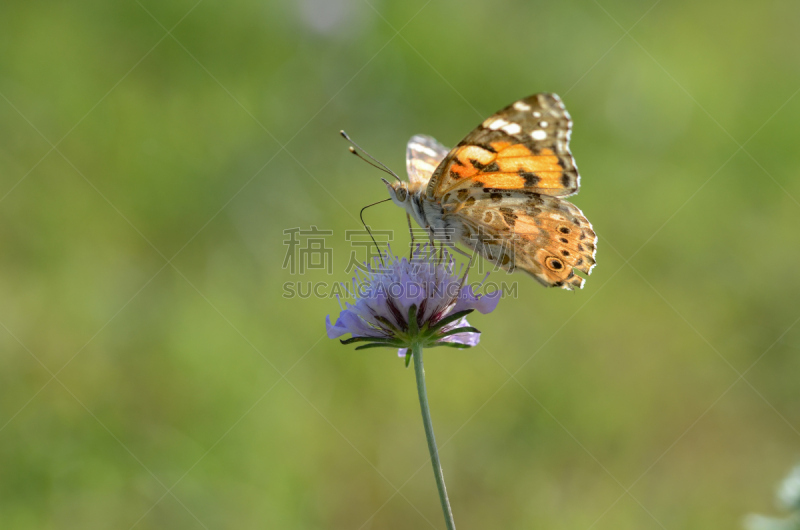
[426,93,579,199]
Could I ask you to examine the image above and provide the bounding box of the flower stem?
[412,343,456,530]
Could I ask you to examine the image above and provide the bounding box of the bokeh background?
[1,0,799,528]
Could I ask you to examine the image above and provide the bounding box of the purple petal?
[473,288,501,314]
[439,316,481,347]
[325,314,348,339]
[392,271,426,319]
[443,330,480,347]
[453,284,500,315]
[326,309,380,339]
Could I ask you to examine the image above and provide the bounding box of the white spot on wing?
[539,121,548,128]
[531,130,547,140]
[488,119,508,130]
[410,143,438,157]
[513,101,531,111]
[532,111,542,118]
[502,123,522,135]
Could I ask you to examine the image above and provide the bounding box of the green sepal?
[404,350,412,367]
[426,309,474,334]
[428,342,473,349]
[407,304,419,336]
[355,342,404,351]
[436,326,480,338]
[374,315,401,333]
[340,336,397,345]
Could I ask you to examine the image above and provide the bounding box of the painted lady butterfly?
[386,93,597,290]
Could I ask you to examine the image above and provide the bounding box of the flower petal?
[453,284,500,315]
[438,316,481,347]
[443,330,480,347]
[326,309,380,339]
[325,314,348,339]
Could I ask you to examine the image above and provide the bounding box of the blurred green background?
[1,0,799,528]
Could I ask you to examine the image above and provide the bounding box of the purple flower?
[326,245,500,358]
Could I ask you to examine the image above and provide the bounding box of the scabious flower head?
[326,245,500,358]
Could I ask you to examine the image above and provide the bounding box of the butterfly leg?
[443,240,474,261]
[431,231,456,266]
[443,240,479,294]
[406,213,415,259]
[424,228,439,263]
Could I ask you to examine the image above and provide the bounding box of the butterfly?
[384,93,597,290]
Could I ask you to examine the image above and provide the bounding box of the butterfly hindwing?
[406,134,449,186]
[443,190,596,290]
[426,93,579,199]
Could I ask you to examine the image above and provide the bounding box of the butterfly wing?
[426,93,579,200]
[406,134,449,187]
[444,189,596,290]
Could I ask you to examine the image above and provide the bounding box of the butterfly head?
[383,178,410,207]
[383,177,430,228]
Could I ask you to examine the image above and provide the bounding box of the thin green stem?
[412,343,456,530]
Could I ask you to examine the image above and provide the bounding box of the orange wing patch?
[492,143,565,192]
[440,141,568,195]
[495,145,561,172]
[448,145,495,179]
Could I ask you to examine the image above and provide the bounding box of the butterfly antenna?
[340,130,402,182]
[360,198,392,267]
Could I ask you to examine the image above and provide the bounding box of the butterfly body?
[387,93,597,290]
